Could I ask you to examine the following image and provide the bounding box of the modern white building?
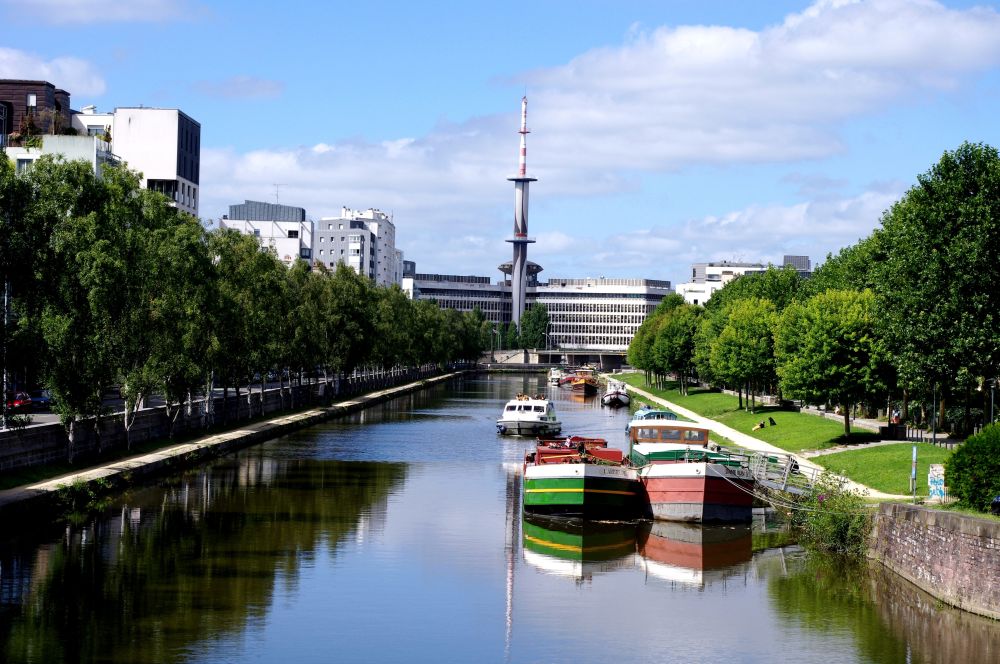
[316,207,402,286]
[402,261,672,359]
[674,256,812,305]
[73,106,201,216]
[220,200,313,267]
[4,134,118,176]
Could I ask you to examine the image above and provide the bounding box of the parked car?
[4,391,32,413]
[29,389,55,410]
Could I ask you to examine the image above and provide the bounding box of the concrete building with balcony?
[220,200,313,267]
[4,134,119,176]
[73,106,201,217]
[1,79,201,216]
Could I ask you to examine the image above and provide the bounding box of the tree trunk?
[67,419,76,464]
[939,396,946,433]
[738,386,743,410]
[902,388,909,422]
[843,407,851,435]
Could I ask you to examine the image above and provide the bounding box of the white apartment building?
[5,134,118,176]
[220,200,313,267]
[73,106,201,216]
[316,207,402,286]
[674,256,812,305]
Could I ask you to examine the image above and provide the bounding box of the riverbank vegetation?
[620,376,866,454]
[627,142,1000,513]
[0,156,485,456]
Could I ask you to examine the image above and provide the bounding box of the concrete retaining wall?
[0,369,441,474]
[869,503,1000,620]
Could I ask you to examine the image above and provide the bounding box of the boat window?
[684,430,706,441]
[533,406,545,412]
[506,405,517,412]
[661,429,681,440]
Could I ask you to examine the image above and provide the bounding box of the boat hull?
[497,419,561,436]
[601,392,630,407]
[638,462,754,523]
[523,463,641,520]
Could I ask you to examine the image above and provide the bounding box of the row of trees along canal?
[0,155,486,457]
[628,141,1000,439]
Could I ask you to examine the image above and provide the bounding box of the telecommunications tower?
[506,96,536,329]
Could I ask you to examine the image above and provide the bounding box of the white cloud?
[2,0,197,24]
[197,1,1000,279]
[0,47,105,96]
[192,76,285,100]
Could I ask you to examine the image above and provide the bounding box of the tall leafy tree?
[651,303,701,395]
[776,289,885,434]
[326,263,375,381]
[874,142,1000,432]
[519,302,549,349]
[710,297,777,412]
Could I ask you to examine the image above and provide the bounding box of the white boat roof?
[504,396,552,406]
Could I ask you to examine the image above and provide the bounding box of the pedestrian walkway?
[626,384,909,500]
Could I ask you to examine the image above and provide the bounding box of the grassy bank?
[618,374,872,454]
[812,443,953,496]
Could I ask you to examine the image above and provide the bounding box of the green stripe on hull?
[523,475,639,510]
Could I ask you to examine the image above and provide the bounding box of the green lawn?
[812,443,953,496]
[619,374,874,453]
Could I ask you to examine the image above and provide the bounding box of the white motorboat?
[496,394,562,436]
[601,378,630,407]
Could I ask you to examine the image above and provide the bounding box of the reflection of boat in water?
[601,379,630,407]
[523,436,641,519]
[522,513,637,580]
[629,421,755,523]
[637,521,752,586]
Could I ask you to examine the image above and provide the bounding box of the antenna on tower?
[273,183,286,204]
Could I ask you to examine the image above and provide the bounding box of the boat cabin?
[629,423,710,447]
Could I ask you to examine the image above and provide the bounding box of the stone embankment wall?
[0,368,444,474]
[869,503,1000,620]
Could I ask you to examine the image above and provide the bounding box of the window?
[26,94,36,109]
[339,224,344,230]
[253,229,260,237]
[287,230,299,239]
[300,248,311,259]
[16,158,33,173]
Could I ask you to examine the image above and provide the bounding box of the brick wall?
[869,503,1000,620]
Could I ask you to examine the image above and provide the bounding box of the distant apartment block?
[220,200,313,266]
[675,257,811,305]
[0,79,201,216]
[316,207,403,286]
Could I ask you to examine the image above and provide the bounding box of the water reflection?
[1,374,999,664]
[1,451,406,664]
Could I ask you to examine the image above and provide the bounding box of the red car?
[4,391,32,413]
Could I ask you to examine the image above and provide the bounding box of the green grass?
[812,443,953,496]
[620,373,874,453]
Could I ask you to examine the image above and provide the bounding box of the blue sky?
[4,0,1000,286]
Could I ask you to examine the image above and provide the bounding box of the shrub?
[792,474,874,558]
[946,424,1000,511]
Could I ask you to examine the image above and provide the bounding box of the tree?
[775,290,885,434]
[325,264,375,381]
[706,265,803,314]
[651,304,701,395]
[710,297,777,412]
[519,302,549,349]
[503,321,520,351]
[874,142,1000,434]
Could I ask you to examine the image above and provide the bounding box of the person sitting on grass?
[752,420,766,431]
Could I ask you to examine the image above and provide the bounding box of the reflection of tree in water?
[0,450,406,664]
[765,553,914,663]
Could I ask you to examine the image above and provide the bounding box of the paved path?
[0,372,464,515]
[626,384,909,500]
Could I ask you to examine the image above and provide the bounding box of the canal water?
[1,374,998,664]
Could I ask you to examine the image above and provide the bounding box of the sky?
[4,0,1000,286]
